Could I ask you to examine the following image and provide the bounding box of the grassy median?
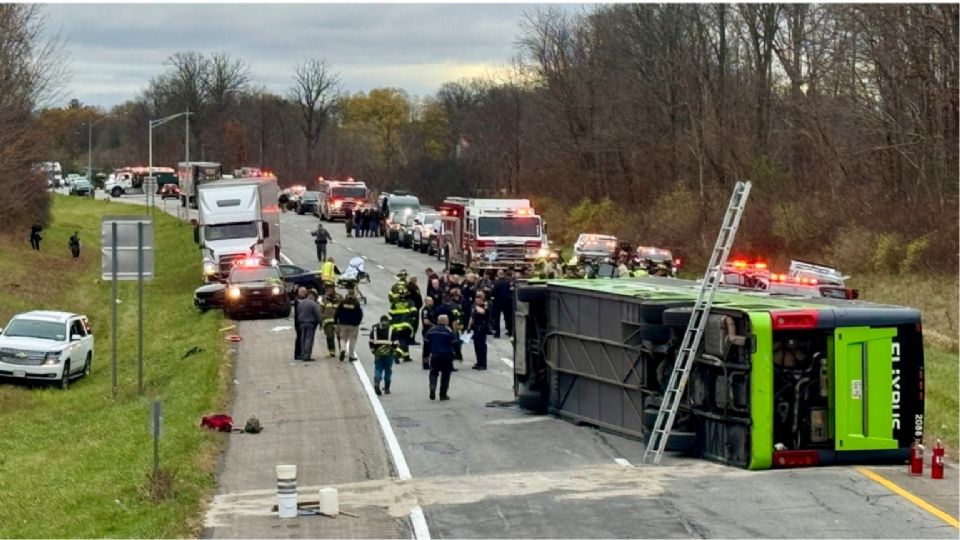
[0,195,228,537]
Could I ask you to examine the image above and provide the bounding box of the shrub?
[900,234,932,274]
[872,232,903,273]
[565,197,625,242]
[826,226,876,273]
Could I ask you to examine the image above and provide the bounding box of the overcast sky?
[43,3,582,109]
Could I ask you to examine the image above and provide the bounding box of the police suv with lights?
[0,311,94,388]
[194,258,291,319]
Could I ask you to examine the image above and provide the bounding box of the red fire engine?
[438,198,545,271]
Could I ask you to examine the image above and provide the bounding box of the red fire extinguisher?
[931,440,944,480]
[909,440,924,476]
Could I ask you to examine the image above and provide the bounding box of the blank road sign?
[101,216,155,280]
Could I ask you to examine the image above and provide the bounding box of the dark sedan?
[298,191,320,215]
[277,263,324,294]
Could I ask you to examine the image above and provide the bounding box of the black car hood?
[196,283,226,295]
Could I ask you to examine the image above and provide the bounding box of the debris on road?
[219,324,237,332]
[181,345,204,359]
[201,414,234,432]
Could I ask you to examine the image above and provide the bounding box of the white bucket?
[276,465,298,519]
[277,492,298,519]
[318,487,339,516]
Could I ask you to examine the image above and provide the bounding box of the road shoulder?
[203,317,407,538]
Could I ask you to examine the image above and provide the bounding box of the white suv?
[0,311,94,389]
[411,211,440,253]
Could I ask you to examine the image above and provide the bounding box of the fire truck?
[438,198,545,271]
[317,177,369,221]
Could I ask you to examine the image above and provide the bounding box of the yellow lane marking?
[856,467,959,529]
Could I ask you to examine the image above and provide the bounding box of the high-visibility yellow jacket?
[321,261,337,282]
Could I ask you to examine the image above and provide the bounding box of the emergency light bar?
[770,273,818,286]
[234,257,265,267]
[728,259,769,271]
[788,260,848,285]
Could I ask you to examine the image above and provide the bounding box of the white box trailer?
[179,162,223,209]
[196,178,281,282]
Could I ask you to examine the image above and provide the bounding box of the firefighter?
[320,284,342,358]
[389,270,409,303]
[388,280,416,363]
[368,314,397,395]
[406,276,423,341]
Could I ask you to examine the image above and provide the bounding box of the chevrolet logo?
[15,352,26,359]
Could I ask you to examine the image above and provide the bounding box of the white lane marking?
[362,255,368,260]
[349,360,412,479]
[280,253,294,265]
[347,246,354,251]
[614,458,633,468]
[349,358,431,540]
[410,506,431,540]
[377,264,385,269]
[501,357,514,368]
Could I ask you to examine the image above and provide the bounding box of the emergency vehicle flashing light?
[234,257,263,267]
[770,273,818,285]
[730,259,768,271]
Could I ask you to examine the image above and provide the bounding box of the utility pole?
[148,109,192,215]
[85,115,112,185]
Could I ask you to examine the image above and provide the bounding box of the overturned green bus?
[512,277,924,469]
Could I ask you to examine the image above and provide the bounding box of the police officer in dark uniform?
[491,270,514,338]
[420,296,436,370]
[425,314,457,401]
[468,294,489,370]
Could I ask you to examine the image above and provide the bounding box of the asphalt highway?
[95,191,957,538]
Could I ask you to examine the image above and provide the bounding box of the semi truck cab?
[196,178,281,282]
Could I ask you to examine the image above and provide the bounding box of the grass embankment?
[853,273,958,456]
[0,196,227,537]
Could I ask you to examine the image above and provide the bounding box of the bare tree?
[0,5,65,230]
[289,58,340,175]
